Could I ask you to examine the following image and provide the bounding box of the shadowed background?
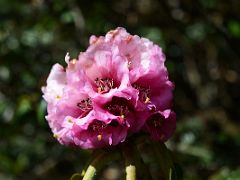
[0,0,240,179]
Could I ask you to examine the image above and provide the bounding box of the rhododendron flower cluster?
[42,27,176,149]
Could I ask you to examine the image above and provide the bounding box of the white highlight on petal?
[65,52,70,64]
[42,64,66,104]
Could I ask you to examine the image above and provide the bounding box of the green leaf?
[37,100,47,126]
[171,163,184,180]
[137,137,182,180]
[228,20,240,38]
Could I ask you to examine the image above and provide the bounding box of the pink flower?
[42,27,175,149]
[144,110,176,141]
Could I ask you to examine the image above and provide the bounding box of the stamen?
[67,118,73,123]
[106,97,131,117]
[55,95,61,100]
[95,78,114,93]
[97,134,102,141]
[77,98,92,113]
[53,134,59,139]
[145,97,151,104]
[89,120,107,132]
[89,120,119,140]
[133,84,151,104]
[108,104,129,117]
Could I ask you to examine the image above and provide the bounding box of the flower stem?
[122,144,137,180]
[82,165,96,180]
[82,152,105,180]
[126,165,136,180]
[81,150,120,180]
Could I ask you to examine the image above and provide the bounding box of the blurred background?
[0,0,240,179]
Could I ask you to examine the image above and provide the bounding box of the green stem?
[82,152,105,180]
[126,165,136,180]
[82,165,96,180]
[81,150,120,180]
[122,144,137,180]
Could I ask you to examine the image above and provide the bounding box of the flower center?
[147,113,164,128]
[133,84,151,103]
[88,120,119,132]
[89,120,107,132]
[95,77,114,93]
[106,97,131,118]
[77,98,92,117]
[88,120,119,141]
